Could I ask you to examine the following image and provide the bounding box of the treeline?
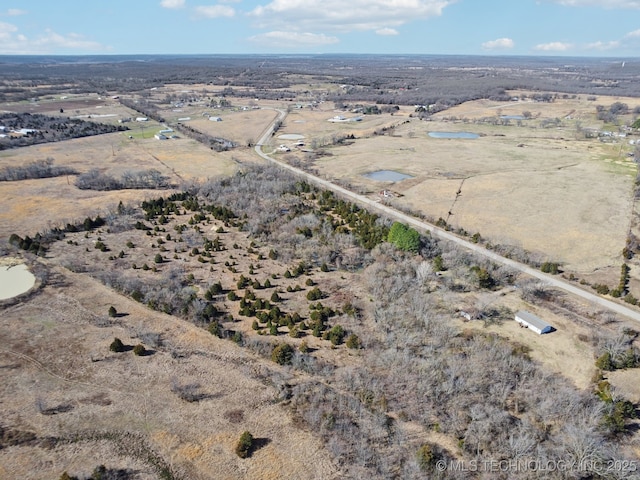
[75,169,171,191]
[0,158,76,181]
[0,113,127,149]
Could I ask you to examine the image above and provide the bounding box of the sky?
[0,1,638,57]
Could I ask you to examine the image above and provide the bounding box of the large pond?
[278,134,305,140]
[363,170,413,182]
[428,131,479,139]
[0,264,36,300]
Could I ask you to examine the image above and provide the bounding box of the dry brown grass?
[0,263,338,479]
[279,94,638,278]
[0,130,245,239]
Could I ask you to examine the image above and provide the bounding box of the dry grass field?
[0,262,337,480]
[278,94,639,279]
[0,130,246,239]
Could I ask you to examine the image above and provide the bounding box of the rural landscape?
[1,54,640,479]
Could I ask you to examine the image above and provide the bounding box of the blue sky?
[0,1,638,56]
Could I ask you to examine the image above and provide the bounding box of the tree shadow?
[40,404,74,415]
[251,437,271,455]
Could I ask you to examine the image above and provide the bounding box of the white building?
[515,310,553,334]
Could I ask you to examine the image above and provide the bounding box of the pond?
[501,115,525,120]
[278,134,305,140]
[428,131,479,139]
[363,170,413,182]
[0,264,36,300]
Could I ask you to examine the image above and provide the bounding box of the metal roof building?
[515,310,553,335]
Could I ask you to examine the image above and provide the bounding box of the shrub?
[271,343,294,365]
[346,333,361,349]
[387,222,421,252]
[208,320,222,337]
[108,306,117,317]
[306,287,323,301]
[109,338,125,353]
[154,253,163,264]
[133,344,146,356]
[416,444,435,471]
[235,431,254,458]
[325,325,346,345]
[59,473,79,480]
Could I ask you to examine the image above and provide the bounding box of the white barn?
[515,310,553,334]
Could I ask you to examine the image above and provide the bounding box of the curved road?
[255,109,640,323]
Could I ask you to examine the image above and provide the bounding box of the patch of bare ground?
[0,263,338,479]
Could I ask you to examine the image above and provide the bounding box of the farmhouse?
[515,310,553,334]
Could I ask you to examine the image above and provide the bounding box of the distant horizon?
[0,53,638,61]
[0,1,639,57]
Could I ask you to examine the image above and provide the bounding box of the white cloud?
[533,41,573,51]
[0,24,107,54]
[195,5,236,17]
[549,0,640,7]
[248,31,339,48]
[249,0,455,32]
[481,37,514,50]
[586,40,620,50]
[376,27,399,36]
[160,0,185,8]
[0,21,18,40]
[6,9,27,16]
[625,29,640,38]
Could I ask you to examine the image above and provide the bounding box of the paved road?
[255,109,640,323]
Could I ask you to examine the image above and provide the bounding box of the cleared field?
[283,96,638,276]
[0,132,243,239]
[0,264,336,479]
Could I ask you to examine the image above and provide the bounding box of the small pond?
[428,131,479,139]
[500,115,525,120]
[363,170,413,182]
[278,134,305,140]
[0,264,36,300]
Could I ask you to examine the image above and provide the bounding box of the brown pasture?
[278,95,639,277]
[0,131,242,239]
[0,262,337,479]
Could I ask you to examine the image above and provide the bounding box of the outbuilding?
[515,310,553,334]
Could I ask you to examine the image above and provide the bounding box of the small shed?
[515,310,553,334]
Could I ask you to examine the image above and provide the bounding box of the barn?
[515,310,553,334]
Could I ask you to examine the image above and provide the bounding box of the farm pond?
[363,170,413,182]
[428,131,479,139]
[0,264,36,300]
